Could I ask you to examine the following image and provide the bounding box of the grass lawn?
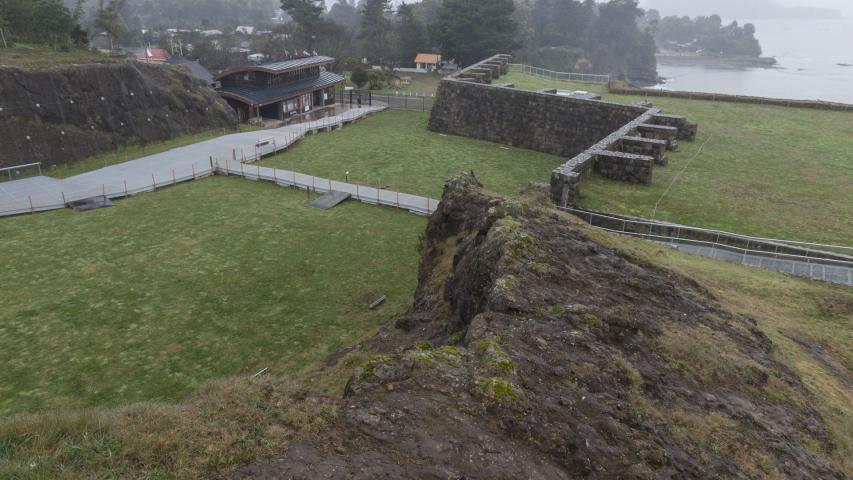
[500,67,853,245]
[0,176,425,416]
[387,72,442,95]
[259,109,566,199]
[0,45,115,69]
[0,196,849,478]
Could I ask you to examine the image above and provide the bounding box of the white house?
[414,53,441,73]
[235,26,255,35]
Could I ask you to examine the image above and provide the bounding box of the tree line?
[0,0,89,49]
[650,12,762,57]
[280,0,658,82]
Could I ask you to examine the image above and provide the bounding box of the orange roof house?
[414,53,442,72]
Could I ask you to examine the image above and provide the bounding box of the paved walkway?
[0,106,386,217]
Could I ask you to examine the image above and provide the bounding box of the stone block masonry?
[594,151,654,183]
[620,136,667,165]
[427,54,698,207]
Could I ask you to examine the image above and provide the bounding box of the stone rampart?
[428,54,698,207]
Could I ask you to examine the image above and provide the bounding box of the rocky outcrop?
[0,62,235,168]
[233,173,845,480]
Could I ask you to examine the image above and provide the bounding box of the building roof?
[131,48,169,64]
[214,56,337,81]
[414,53,441,64]
[167,55,214,85]
[217,71,345,106]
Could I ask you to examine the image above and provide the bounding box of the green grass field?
[259,110,566,199]
[0,176,425,416]
[500,68,853,245]
[0,45,115,69]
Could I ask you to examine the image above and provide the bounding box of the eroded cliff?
[234,174,846,479]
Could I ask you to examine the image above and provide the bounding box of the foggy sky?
[640,0,851,19]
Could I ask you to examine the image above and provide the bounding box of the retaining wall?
[609,84,853,112]
[428,55,698,208]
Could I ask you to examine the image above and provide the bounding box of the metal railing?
[337,89,434,112]
[0,107,387,218]
[216,160,438,216]
[0,162,42,182]
[560,206,853,286]
[509,64,610,85]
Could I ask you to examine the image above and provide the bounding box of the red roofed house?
[131,48,170,65]
[414,53,441,73]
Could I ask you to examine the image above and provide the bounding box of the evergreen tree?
[327,0,359,32]
[396,2,428,66]
[358,0,392,65]
[432,0,520,66]
[281,0,325,47]
[94,0,126,50]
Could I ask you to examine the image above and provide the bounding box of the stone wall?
[429,56,649,159]
[427,54,698,207]
[0,62,236,168]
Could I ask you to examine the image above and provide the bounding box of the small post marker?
[172,169,176,185]
[102,184,106,196]
[61,191,66,204]
[192,164,196,179]
[368,295,387,310]
[28,195,34,213]
[152,174,157,190]
[124,180,128,197]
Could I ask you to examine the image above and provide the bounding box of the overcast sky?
[639,0,851,18]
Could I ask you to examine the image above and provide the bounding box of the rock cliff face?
[0,62,235,168]
[234,174,845,479]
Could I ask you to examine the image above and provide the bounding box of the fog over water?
[639,1,853,103]
[652,18,853,103]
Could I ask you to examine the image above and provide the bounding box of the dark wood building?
[214,56,345,122]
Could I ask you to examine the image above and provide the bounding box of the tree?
[359,0,392,65]
[350,64,368,87]
[586,0,657,81]
[432,0,520,66]
[95,0,126,50]
[327,0,359,32]
[531,0,593,48]
[395,2,428,66]
[281,0,325,46]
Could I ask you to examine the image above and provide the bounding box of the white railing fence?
[559,206,853,287]
[509,63,610,85]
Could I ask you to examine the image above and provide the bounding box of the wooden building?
[214,56,345,123]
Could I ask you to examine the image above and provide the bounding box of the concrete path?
[0,106,385,217]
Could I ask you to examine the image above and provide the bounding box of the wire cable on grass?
[651,135,713,220]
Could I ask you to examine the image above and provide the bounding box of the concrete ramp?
[309,190,351,210]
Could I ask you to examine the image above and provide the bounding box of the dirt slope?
[232,173,846,479]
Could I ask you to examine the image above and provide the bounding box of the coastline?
[656,54,778,70]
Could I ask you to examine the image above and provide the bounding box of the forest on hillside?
[3,0,664,82]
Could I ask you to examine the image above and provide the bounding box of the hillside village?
[0,0,851,478]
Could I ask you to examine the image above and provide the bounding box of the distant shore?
[656,53,777,69]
